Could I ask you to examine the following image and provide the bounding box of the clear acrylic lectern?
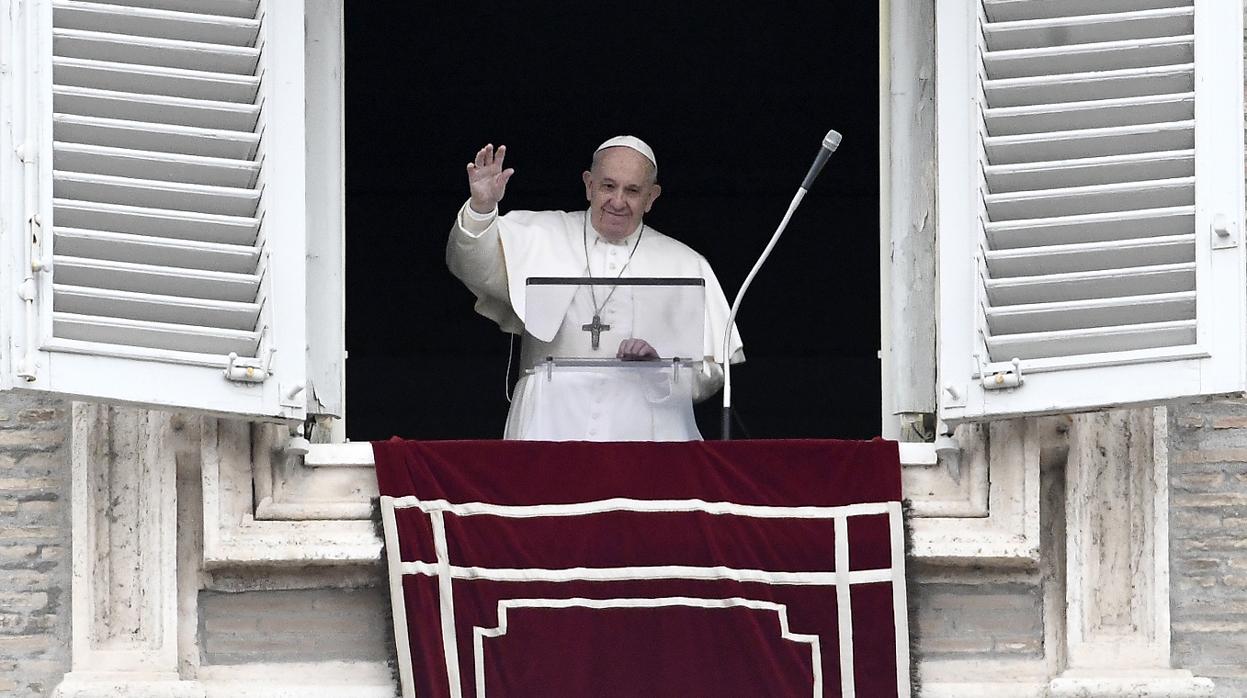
[511,277,707,441]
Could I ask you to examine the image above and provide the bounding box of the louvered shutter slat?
[985,94,1194,135]
[983,65,1194,107]
[984,206,1194,249]
[53,227,260,273]
[53,57,259,102]
[53,171,260,216]
[985,151,1194,192]
[53,256,260,302]
[984,262,1195,306]
[53,28,260,74]
[101,0,261,20]
[986,291,1196,334]
[983,177,1193,220]
[984,0,1190,23]
[54,143,260,188]
[983,8,1194,51]
[984,122,1194,163]
[54,86,260,131]
[984,234,1195,277]
[52,199,259,245]
[986,320,1196,359]
[53,284,260,330]
[52,312,259,355]
[54,114,257,159]
[53,1,260,46]
[984,36,1193,79]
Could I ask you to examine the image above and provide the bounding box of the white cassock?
[447,200,744,441]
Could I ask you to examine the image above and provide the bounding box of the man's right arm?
[446,199,509,304]
[446,144,515,304]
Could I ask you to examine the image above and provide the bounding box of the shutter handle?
[1212,213,1238,250]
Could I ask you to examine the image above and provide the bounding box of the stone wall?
[0,396,71,697]
[199,588,390,666]
[1169,400,1247,697]
[909,573,1045,660]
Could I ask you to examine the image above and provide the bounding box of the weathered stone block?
[0,527,62,543]
[17,408,63,424]
[0,634,52,656]
[0,592,47,613]
[0,430,64,451]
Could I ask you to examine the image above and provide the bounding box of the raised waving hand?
[466,144,514,214]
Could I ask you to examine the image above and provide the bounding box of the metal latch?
[224,348,274,383]
[976,355,1023,390]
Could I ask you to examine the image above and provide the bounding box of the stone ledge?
[53,673,205,698]
[1047,670,1215,698]
[198,661,395,698]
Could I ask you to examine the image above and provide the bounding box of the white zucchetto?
[594,135,657,173]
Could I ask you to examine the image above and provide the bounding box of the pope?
[446,136,743,441]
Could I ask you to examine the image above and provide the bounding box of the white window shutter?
[1,0,307,420]
[937,0,1245,424]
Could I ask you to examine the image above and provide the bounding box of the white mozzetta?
[1,0,308,419]
[937,0,1246,424]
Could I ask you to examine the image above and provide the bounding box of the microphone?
[722,128,842,439]
[800,129,843,191]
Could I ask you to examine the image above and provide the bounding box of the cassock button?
[588,428,598,437]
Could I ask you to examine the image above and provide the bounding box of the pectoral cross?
[581,314,610,350]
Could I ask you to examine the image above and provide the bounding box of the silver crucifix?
[582,314,610,350]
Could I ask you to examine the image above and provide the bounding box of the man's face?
[582,147,661,241]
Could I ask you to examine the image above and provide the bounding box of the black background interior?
[343,2,881,441]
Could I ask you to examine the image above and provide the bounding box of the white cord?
[503,332,516,404]
[722,187,808,412]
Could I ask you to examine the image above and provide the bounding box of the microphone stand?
[720,187,809,439]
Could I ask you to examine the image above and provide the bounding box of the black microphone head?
[823,130,843,153]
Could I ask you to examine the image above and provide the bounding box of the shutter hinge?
[1212,213,1239,250]
[16,143,43,383]
[976,355,1023,391]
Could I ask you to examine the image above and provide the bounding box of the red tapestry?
[373,439,910,698]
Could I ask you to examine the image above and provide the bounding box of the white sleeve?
[459,202,498,237]
[446,200,510,307]
[691,360,724,403]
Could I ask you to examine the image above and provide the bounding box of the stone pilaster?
[53,404,203,698]
[1048,408,1213,697]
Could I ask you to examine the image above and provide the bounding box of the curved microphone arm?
[720,188,807,439]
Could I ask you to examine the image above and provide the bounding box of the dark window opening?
[345,3,880,440]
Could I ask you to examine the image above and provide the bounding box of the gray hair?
[590,148,659,186]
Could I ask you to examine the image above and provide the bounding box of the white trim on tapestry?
[431,511,463,698]
[889,501,913,697]
[387,497,894,519]
[380,497,416,698]
[397,561,894,586]
[835,514,857,697]
[472,597,823,698]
